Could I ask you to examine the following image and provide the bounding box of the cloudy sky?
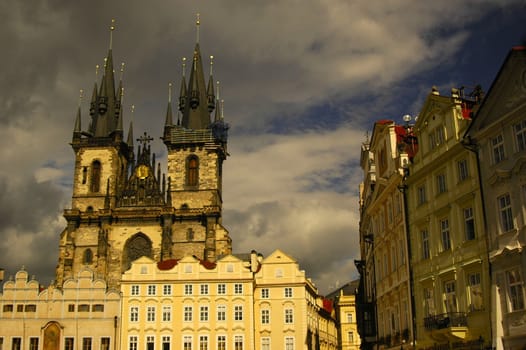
[1,0,525,294]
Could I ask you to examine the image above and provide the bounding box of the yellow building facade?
[358,120,415,349]
[326,280,361,350]
[406,88,491,349]
[120,249,337,350]
[0,268,121,350]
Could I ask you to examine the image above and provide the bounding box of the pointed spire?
[165,82,173,126]
[179,57,187,112]
[214,81,221,122]
[207,55,215,113]
[127,105,135,147]
[74,89,83,133]
[190,55,200,109]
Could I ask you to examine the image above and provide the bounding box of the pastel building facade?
[406,88,491,349]
[465,46,526,349]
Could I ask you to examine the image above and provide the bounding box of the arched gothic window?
[122,233,153,272]
[187,156,199,187]
[83,249,93,264]
[90,160,101,192]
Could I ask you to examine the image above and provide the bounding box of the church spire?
[180,14,212,130]
[73,89,83,140]
[178,57,187,113]
[165,82,173,127]
[207,55,215,113]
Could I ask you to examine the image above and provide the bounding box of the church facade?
[0,21,338,350]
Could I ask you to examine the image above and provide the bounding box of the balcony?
[424,313,468,340]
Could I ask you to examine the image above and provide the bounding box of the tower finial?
[209,55,214,76]
[79,89,84,107]
[182,57,187,77]
[120,62,125,80]
[168,82,172,103]
[95,64,100,80]
[109,19,116,49]
[196,13,200,43]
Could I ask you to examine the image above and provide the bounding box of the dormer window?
[83,249,93,264]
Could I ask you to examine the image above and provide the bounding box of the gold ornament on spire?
[210,55,214,76]
[109,19,116,49]
[196,13,200,43]
[168,82,172,103]
[79,89,84,107]
[120,62,125,80]
[182,57,186,77]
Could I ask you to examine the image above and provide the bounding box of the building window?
[507,269,525,311]
[285,336,294,350]
[491,134,505,164]
[90,160,101,192]
[284,287,293,298]
[234,336,243,350]
[162,305,171,322]
[162,337,170,350]
[24,304,36,312]
[186,228,194,241]
[82,338,92,350]
[464,207,475,240]
[429,126,445,150]
[163,284,172,296]
[183,336,192,350]
[83,249,93,264]
[184,306,193,322]
[347,312,353,323]
[217,305,226,321]
[65,338,74,350]
[217,336,226,350]
[234,283,243,294]
[444,280,457,313]
[2,305,13,312]
[514,119,526,152]
[130,306,139,322]
[129,336,138,350]
[101,338,110,350]
[421,229,430,260]
[11,338,20,350]
[498,194,514,232]
[234,305,243,321]
[184,284,193,295]
[200,306,209,322]
[436,173,447,194]
[261,309,270,324]
[424,287,435,316]
[147,285,156,296]
[78,304,90,312]
[468,272,483,311]
[131,285,140,296]
[285,308,294,324]
[217,284,226,295]
[261,288,269,298]
[417,184,426,205]
[457,159,469,182]
[92,304,104,312]
[261,337,270,350]
[198,336,208,350]
[348,331,354,343]
[146,336,154,350]
[147,306,155,322]
[29,338,39,350]
[200,284,209,295]
[187,155,199,187]
[400,239,406,265]
[440,219,451,251]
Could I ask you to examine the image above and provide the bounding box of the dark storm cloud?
[1,0,525,294]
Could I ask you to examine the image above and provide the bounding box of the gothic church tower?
[55,20,231,289]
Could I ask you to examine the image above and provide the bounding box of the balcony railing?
[424,313,467,330]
